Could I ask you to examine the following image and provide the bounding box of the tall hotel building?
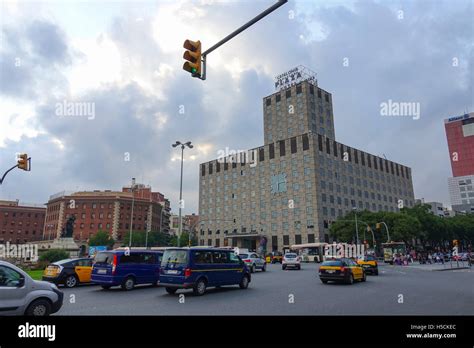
[199,67,415,252]
[445,112,474,213]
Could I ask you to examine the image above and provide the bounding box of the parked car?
[319,258,366,284]
[0,260,63,316]
[239,252,266,273]
[158,247,251,296]
[42,258,93,288]
[282,252,301,270]
[91,249,163,290]
[356,255,379,275]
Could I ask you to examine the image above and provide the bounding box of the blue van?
[91,250,163,291]
[158,247,251,296]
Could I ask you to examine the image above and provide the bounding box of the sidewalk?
[395,262,471,271]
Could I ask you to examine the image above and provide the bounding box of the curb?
[434,267,471,271]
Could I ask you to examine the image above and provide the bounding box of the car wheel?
[250,265,255,273]
[25,299,51,316]
[239,275,249,289]
[121,276,135,291]
[101,285,111,290]
[193,278,207,296]
[282,265,286,270]
[346,274,354,285]
[262,263,266,272]
[165,287,177,294]
[65,275,78,288]
[321,279,328,284]
[374,269,379,276]
[297,265,301,270]
[361,272,367,282]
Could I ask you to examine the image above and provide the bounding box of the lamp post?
[128,178,136,247]
[172,141,193,247]
[352,207,359,245]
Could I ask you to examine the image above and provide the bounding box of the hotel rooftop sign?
[274,65,317,91]
[445,112,473,123]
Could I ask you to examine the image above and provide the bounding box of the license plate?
[97,269,107,274]
[326,270,335,273]
[167,270,179,274]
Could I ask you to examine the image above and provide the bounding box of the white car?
[282,253,301,270]
[239,253,266,273]
[0,260,64,316]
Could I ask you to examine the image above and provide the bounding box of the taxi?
[356,255,379,275]
[319,258,366,284]
[43,258,93,288]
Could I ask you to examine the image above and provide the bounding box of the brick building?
[0,200,46,244]
[43,184,171,243]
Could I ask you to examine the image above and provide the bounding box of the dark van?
[158,247,251,296]
[91,250,163,290]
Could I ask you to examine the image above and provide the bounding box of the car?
[270,252,283,264]
[356,255,379,275]
[319,258,366,284]
[91,249,163,291]
[42,258,93,288]
[0,260,63,316]
[282,253,301,270]
[239,252,266,273]
[158,247,251,296]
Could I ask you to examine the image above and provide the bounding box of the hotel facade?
[199,67,415,252]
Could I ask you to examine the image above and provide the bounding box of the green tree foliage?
[170,232,198,247]
[88,230,115,248]
[39,249,70,263]
[330,204,474,247]
[122,231,173,247]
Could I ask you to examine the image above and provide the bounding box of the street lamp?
[172,141,193,247]
[352,207,359,245]
[128,178,136,247]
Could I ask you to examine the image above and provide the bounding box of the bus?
[290,243,328,263]
[381,242,406,264]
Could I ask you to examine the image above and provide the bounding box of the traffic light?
[17,153,29,171]
[376,223,381,230]
[183,39,202,78]
[453,239,459,246]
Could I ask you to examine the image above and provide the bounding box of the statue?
[61,215,76,238]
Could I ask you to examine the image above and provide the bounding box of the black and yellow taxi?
[319,258,366,284]
[356,255,379,275]
[269,252,283,264]
[42,258,93,288]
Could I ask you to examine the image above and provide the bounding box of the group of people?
[392,253,413,265]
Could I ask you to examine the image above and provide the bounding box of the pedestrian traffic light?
[17,153,29,171]
[183,39,202,78]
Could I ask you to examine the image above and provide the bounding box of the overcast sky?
[0,0,472,214]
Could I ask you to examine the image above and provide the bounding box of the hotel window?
[326,138,331,154]
[201,164,206,176]
[290,137,297,154]
[276,94,281,102]
[318,134,323,151]
[269,143,275,159]
[279,140,286,156]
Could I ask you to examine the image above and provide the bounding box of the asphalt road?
[55,263,474,315]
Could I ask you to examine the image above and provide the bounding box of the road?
[56,263,474,315]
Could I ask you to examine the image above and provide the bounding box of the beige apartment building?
[198,67,415,253]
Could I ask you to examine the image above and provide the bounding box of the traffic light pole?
[0,157,31,185]
[199,0,287,80]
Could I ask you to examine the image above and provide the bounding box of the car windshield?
[285,253,297,258]
[239,254,249,259]
[322,260,343,266]
[161,250,188,267]
[53,258,74,265]
[365,256,375,261]
[94,252,114,264]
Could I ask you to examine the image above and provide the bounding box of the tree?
[170,232,198,247]
[122,231,173,247]
[88,230,115,248]
[39,249,69,263]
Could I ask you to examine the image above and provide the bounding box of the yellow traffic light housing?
[376,223,381,230]
[183,39,202,78]
[17,153,29,171]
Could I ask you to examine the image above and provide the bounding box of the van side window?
[212,251,229,263]
[0,266,22,287]
[194,251,213,264]
[143,254,156,264]
[229,253,241,264]
[120,254,143,264]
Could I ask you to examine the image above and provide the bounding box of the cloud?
[0,0,472,214]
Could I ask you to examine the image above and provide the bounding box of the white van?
[0,260,64,316]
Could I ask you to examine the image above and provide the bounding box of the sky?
[0,0,472,214]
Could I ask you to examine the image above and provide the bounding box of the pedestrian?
[428,253,432,264]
